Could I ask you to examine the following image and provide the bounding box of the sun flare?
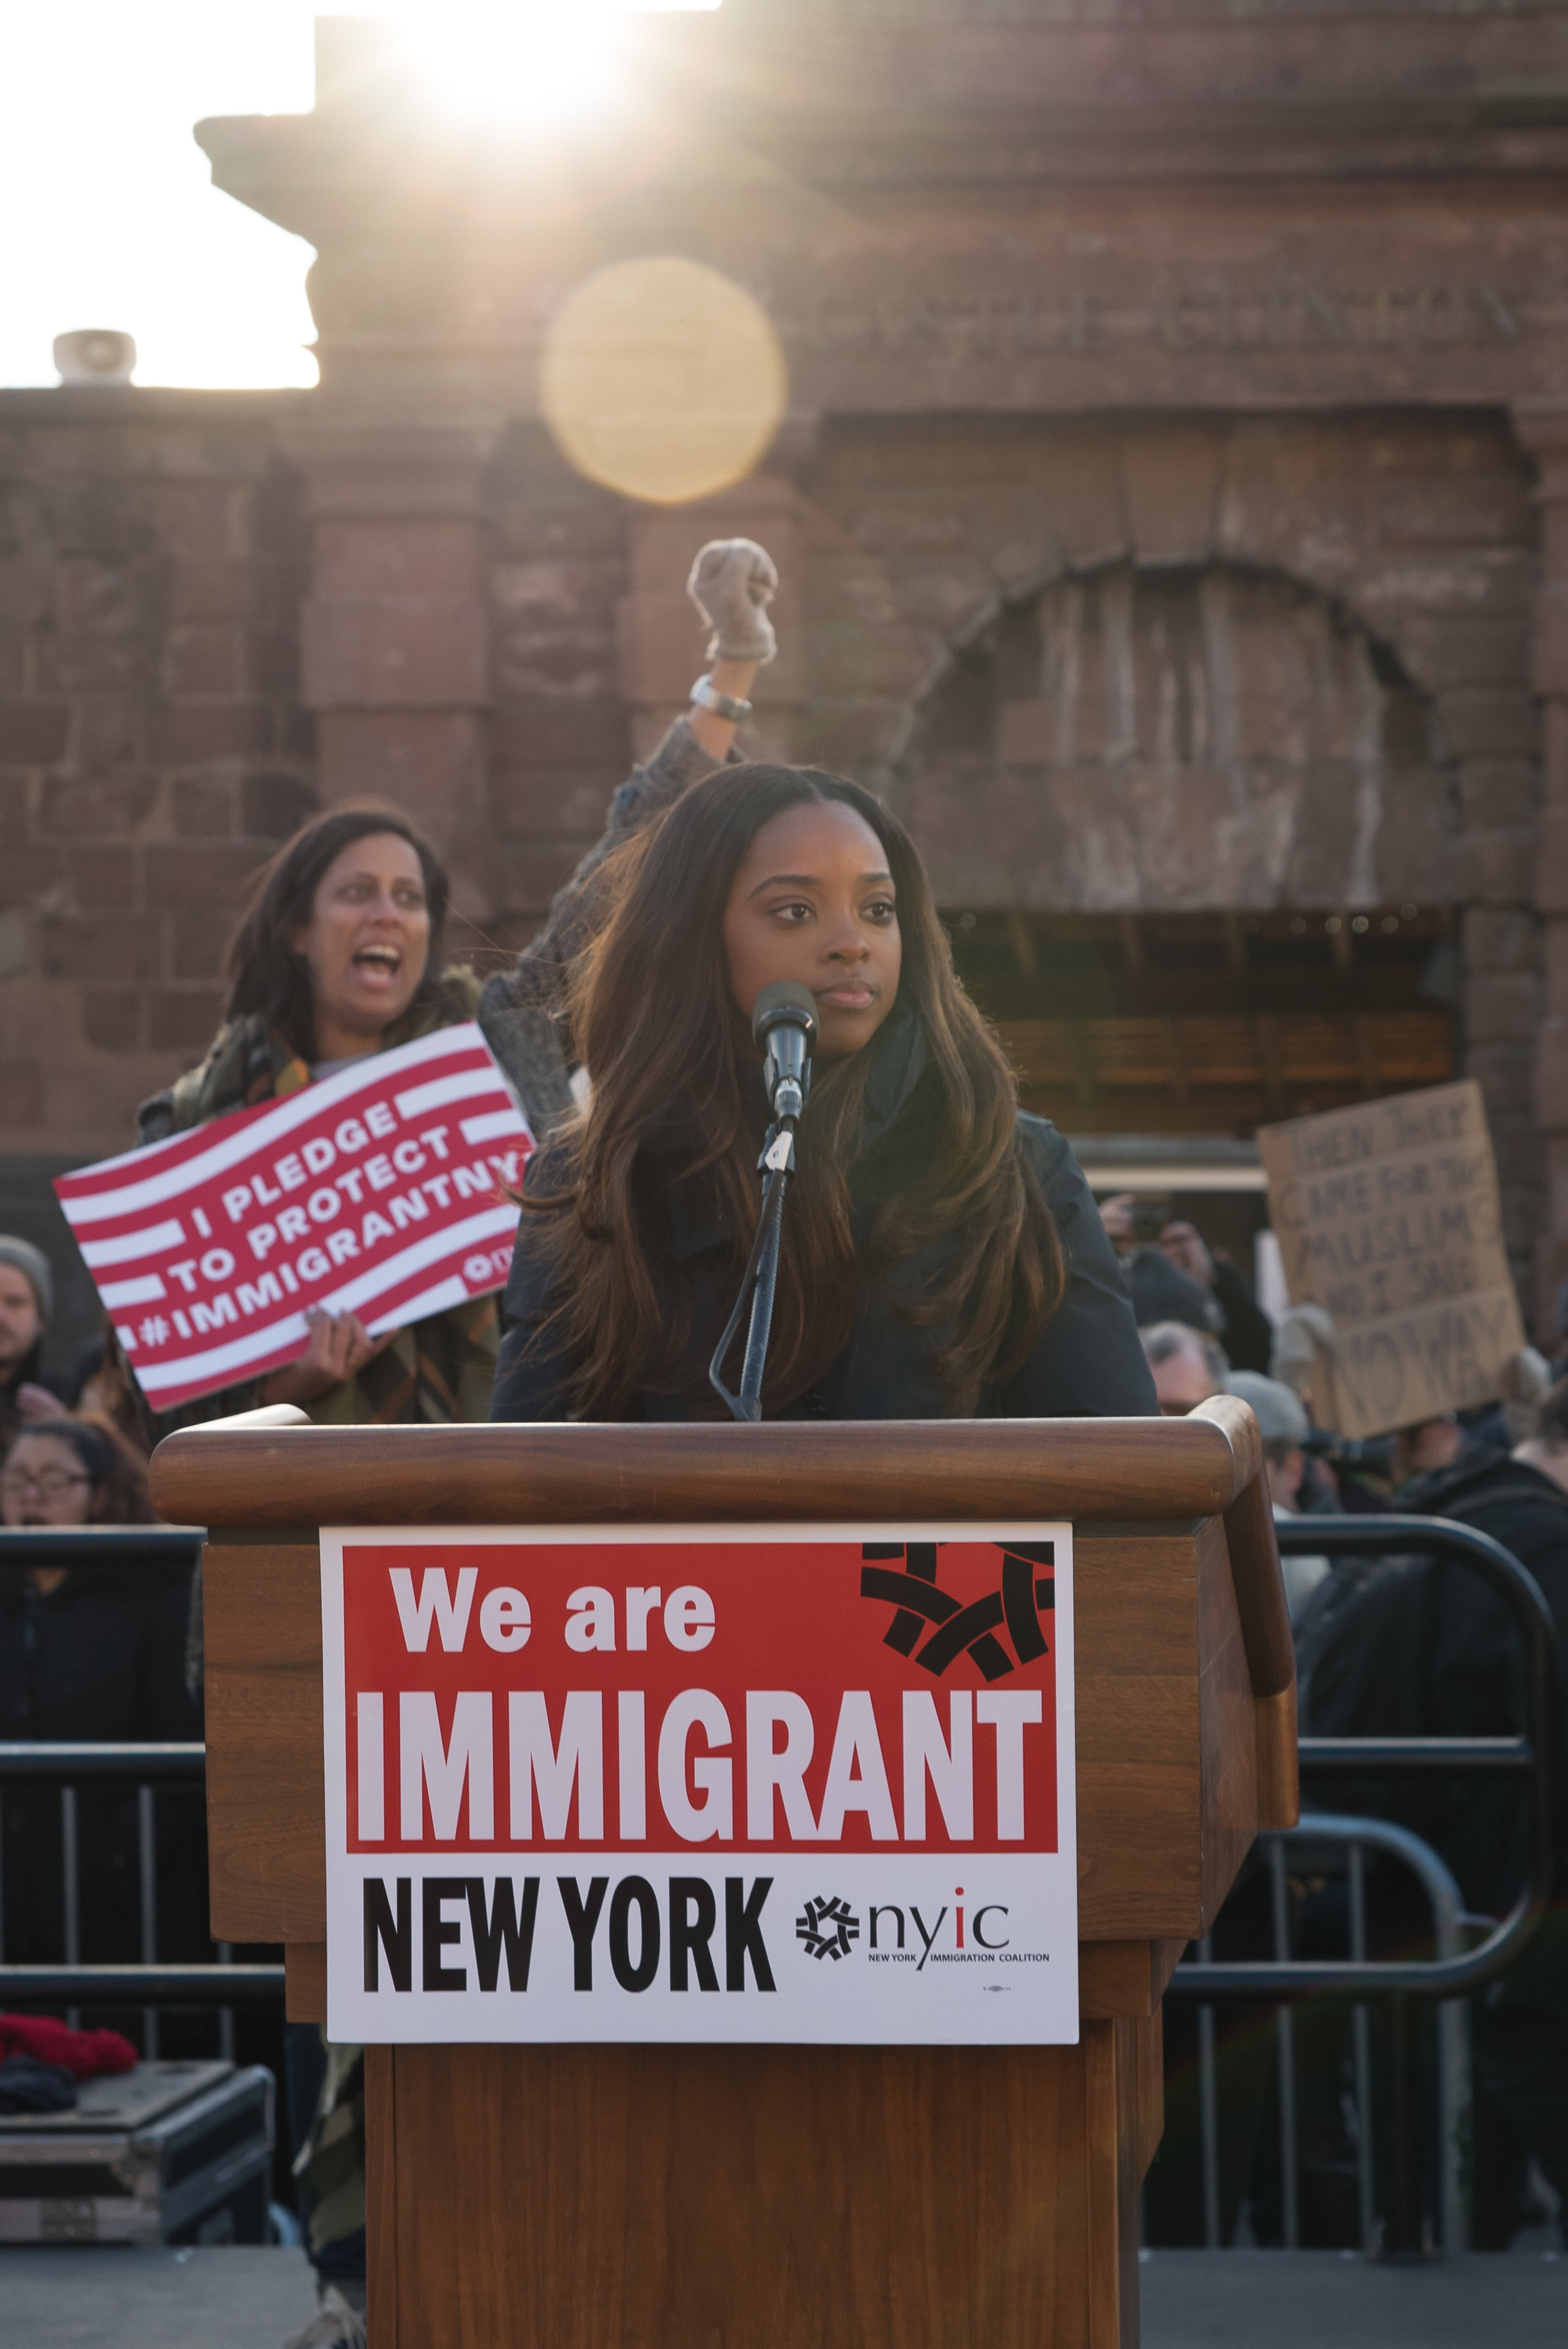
[1,2,721,390]
[392,1,631,129]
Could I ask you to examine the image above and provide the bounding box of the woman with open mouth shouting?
[133,534,780,1431]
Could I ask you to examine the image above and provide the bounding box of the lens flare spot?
[540,257,788,507]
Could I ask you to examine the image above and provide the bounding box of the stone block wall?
[0,386,1550,1318]
[798,410,1545,1271]
[0,390,315,1159]
[484,427,633,952]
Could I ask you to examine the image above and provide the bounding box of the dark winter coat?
[490,1009,1158,1425]
[1298,1445,1568,2012]
[0,1559,206,1966]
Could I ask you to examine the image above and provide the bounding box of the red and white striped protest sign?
[55,1024,532,1413]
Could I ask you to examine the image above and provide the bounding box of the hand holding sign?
[55,1025,532,1414]
[263,1307,399,1409]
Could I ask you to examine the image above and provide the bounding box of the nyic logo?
[795,1887,1023,1971]
[796,1895,859,1961]
[859,1540,1054,1682]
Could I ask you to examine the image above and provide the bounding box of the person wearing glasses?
[1,1416,152,1537]
[0,1416,202,2006]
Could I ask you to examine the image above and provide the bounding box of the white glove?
[687,538,779,665]
[1271,1303,1337,1397]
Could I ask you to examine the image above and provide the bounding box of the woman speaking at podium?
[489,652,1158,1429]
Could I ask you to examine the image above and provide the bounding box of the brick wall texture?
[484,428,633,955]
[0,393,1546,1297]
[0,392,316,1155]
[793,411,1544,1266]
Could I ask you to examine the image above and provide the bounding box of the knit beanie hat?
[0,1236,54,1324]
[1226,1369,1309,1449]
[1123,1245,1222,1334]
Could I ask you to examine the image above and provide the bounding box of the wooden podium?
[152,1398,1296,2349]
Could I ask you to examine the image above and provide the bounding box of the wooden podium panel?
[154,1401,1295,2349]
[363,2028,1148,2349]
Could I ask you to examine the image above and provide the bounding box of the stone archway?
[802,409,1540,1293]
[896,556,1459,915]
[888,556,1463,1157]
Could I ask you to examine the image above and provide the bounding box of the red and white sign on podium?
[319,1523,1079,2045]
[54,1025,531,1412]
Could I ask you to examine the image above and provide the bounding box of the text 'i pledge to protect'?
[55,1027,532,1406]
[213,1106,517,1295]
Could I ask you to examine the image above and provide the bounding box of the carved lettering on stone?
[794,284,1523,357]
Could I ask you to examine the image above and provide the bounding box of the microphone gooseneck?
[709,982,818,1424]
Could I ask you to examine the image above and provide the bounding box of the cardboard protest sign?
[320,1522,1079,2046]
[55,1025,531,1413]
[1258,1080,1524,1440]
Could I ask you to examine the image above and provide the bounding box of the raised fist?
[687,538,779,665]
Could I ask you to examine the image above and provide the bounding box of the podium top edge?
[149,1403,1261,1531]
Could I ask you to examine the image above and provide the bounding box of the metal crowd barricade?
[0,1525,285,2026]
[1185,1813,1471,2252]
[1165,1513,1560,2258]
[0,1510,1556,2242]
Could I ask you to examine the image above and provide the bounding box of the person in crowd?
[1098,1195,1274,1372]
[138,809,485,2340]
[1226,1369,1330,1624]
[1139,1321,1227,1417]
[3,1412,154,1531]
[1159,1216,1274,1371]
[1399,1382,1568,2247]
[129,541,778,2349]
[0,1414,204,1976]
[137,810,494,1430]
[489,759,1157,1424]
[0,1235,69,1447]
[1298,1378,1568,2247]
[1391,1411,1466,1489]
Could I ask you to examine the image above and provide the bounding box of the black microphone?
[752,981,818,1125]
[709,983,818,1421]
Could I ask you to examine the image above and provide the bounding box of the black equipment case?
[0,2060,273,2245]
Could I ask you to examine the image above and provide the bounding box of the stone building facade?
[5,0,1568,1360]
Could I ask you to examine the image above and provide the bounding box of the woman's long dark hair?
[530,763,1066,1418]
[223,806,457,1061]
